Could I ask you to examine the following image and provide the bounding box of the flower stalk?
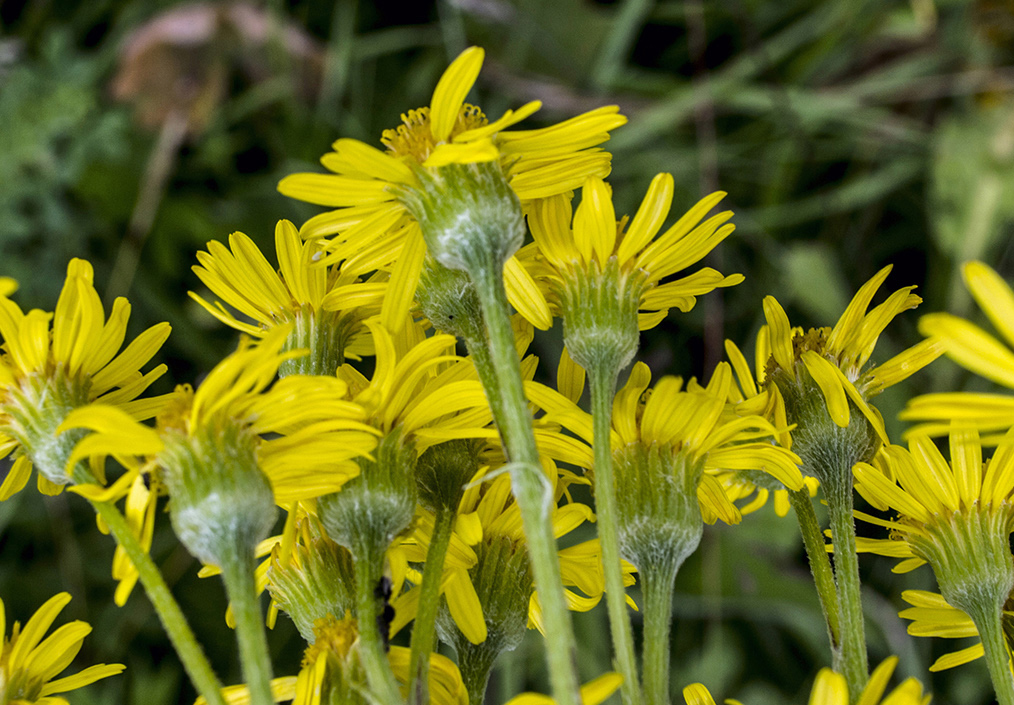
[822,463,869,699]
[408,505,456,705]
[88,498,228,705]
[787,487,841,660]
[466,261,583,705]
[588,362,642,705]
[218,538,275,705]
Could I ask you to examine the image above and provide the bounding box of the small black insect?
[374,576,395,651]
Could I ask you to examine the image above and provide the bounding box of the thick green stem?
[823,470,869,700]
[640,556,680,705]
[89,499,227,705]
[588,364,642,705]
[408,506,456,705]
[219,543,274,705]
[966,598,1014,705]
[352,544,404,704]
[467,263,582,705]
[787,488,841,663]
[459,643,498,705]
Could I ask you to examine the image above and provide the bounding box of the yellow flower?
[156,326,379,503]
[853,426,1014,687]
[190,220,386,375]
[527,174,743,331]
[717,331,819,517]
[903,261,1014,438]
[897,589,999,672]
[395,470,621,647]
[852,427,1014,575]
[0,592,124,704]
[681,657,929,705]
[278,46,626,332]
[0,258,171,498]
[762,265,941,450]
[503,673,623,705]
[528,360,804,532]
[60,327,378,570]
[804,657,931,705]
[196,613,467,705]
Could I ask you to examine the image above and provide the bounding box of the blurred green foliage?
[2,0,1014,703]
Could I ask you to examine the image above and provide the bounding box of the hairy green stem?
[219,543,274,705]
[588,363,642,705]
[408,506,456,705]
[353,544,404,704]
[88,499,227,705]
[823,469,869,700]
[787,488,841,662]
[966,596,1014,705]
[640,556,680,705]
[467,263,582,705]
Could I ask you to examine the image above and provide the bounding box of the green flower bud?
[318,430,417,560]
[559,257,645,374]
[614,443,703,576]
[438,535,533,704]
[267,519,357,643]
[415,438,486,513]
[398,162,525,276]
[159,420,277,567]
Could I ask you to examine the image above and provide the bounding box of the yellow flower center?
[381,104,487,163]
[765,327,830,379]
[303,612,359,669]
[156,384,196,434]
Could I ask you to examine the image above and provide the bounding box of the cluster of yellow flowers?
[1,45,1013,705]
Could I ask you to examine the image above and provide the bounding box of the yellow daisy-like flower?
[527,174,743,331]
[156,327,378,502]
[903,261,1014,438]
[0,592,125,705]
[59,327,378,563]
[762,265,942,452]
[398,470,620,647]
[503,673,623,705]
[717,331,819,517]
[528,360,805,536]
[190,220,386,375]
[896,588,1005,672]
[278,46,626,332]
[682,657,930,705]
[852,427,1014,575]
[0,258,171,498]
[196,613,468,705]
[853,427,1014,695]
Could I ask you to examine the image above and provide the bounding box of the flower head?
[681,657,929,705]
[0,592,124,704]
[0,259,170,497]
[853,427,1014,656]
[528,174,743,335]
[528,360,803,571]
[762,266,942,477]
[896,588,1009,672]
[197,612,468,705]
[717,332,818,517]
[903,261,1014,438]
[278,46,626,331]
[190,220,386,376]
